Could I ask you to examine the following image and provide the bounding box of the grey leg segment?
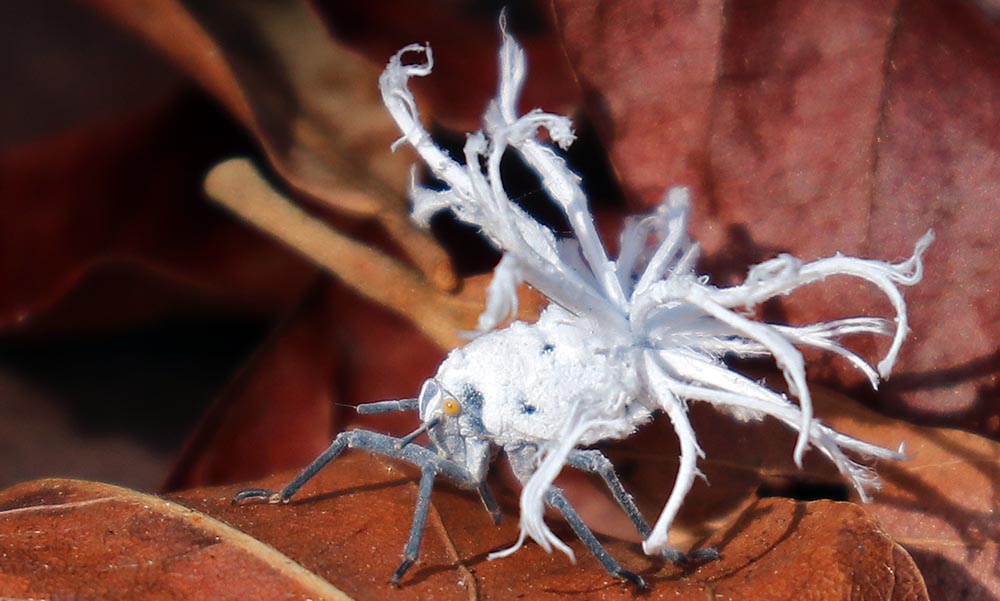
[233,429,484,584]
[567,449,651,538]
[233,434,350,504]
[545,487,646,589]
[392,464,436,586]
[233,429,480,504]
[477,482,502,525]
[566,449,719,565]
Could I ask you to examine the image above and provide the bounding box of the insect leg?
[545,487,646,589]
[233,430,482,584]
[477,482,502,525]
[566,449,651,538]
[392,463,436,586]
[356,398,419,414]
[506,444,646,584]
[233,433,351,504]
[566,449,718,564]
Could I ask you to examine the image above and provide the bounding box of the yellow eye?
[442,397,461,417]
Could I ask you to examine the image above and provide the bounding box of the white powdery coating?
[379,24,933,560]
[442,309,647,448]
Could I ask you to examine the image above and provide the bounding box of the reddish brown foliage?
[0,453,928,600]
[553,0,1000,429]
[2,0,999,598]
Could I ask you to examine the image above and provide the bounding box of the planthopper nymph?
[235,22,933,589]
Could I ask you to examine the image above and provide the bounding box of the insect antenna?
[354,399,419,414]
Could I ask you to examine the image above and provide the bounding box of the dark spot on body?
[460,384,486,434]
[518,399,537,415]
[461,384,483,408]
[541,343,555,354]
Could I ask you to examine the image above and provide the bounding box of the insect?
[235,24,933,588]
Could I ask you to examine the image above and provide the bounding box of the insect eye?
[442,397,462,417]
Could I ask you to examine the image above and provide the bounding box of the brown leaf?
[87,0,456,291]
[0,456,928,600]
[0,95,313,333]
[203,158,486,350]
[607,385,999,600]
[0,1,179,147]
[163,278,445,491]
[0,479,350,600]
[309,1,580,130]
[163,282,342,491]
[834,401,1000,600]
[553,0,1000,432]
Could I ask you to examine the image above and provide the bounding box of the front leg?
[392,464,436,585]
[233,431,352,505]
[233,429,480,584]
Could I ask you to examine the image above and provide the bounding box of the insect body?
[236,25,933,588]
[433,306,649,452]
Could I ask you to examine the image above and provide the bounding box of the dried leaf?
[828,395,1000,600]
[0,1,178,147]
[0,479,349,600]
[163,279,444,491]
[163,282,342,491]
[553,0,1000,431]
[7,5,990,599]
[87,0,455,290]
[204,158,484,349]
[0,455,928,600]
[609,385,999,600]
[0,96,312,332]
[308,1,580,130]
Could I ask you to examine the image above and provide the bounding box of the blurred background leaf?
[1,1,998,598]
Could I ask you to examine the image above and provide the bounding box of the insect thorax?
[432,306,652,448]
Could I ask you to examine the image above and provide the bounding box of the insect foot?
[231,488,285,505]
[390,558,415,588]
[615,569,647,590]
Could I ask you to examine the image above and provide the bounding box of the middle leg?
[545,487,646,588]
[567,448,719,564]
